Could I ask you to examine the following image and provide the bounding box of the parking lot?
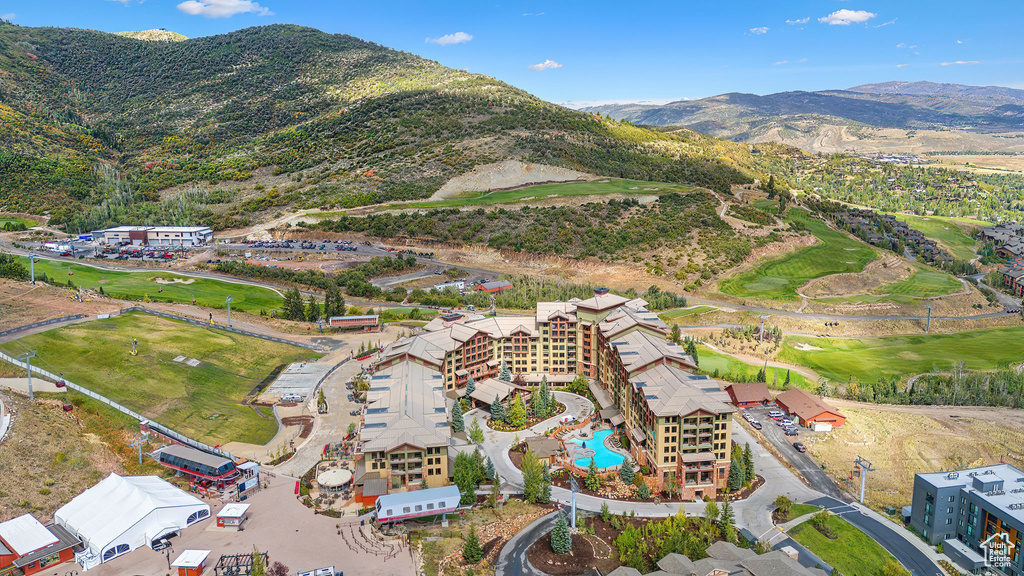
[741,405,842,498]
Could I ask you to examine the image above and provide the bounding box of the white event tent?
[54,474,210,570]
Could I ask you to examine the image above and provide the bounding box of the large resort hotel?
[354,290,735,500]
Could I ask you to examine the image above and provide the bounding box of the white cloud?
[177,0,272,18]
[773,60,789,66]
[956,39,963,44]
[818,9,877,26]
[528,59,562,71]
[941,60,980,66]
[797,57,808,63]
[749,26,770,35]
[425,32,473,45]
[896,63,909,68]
[874,18,897,28]
[896,43,905,48]
[522,12,545,16]
[0,12,14,20]
[786,17,810,25]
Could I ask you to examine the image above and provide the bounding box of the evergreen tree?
[766,174,777,199]
[727,460,745,491]
[453,451,481,505]
[462,526,483,563]
[283,288,306,321]
[619,459,635,485]
[636,481,652,499]
[305,293,320,322]
[507,393,527,428]
[485,456,496,480]
[551,513,572,555]
[784,370,792,389]
[669,324,681,344]
[451,401,465,433]
[466,375,476,395]
[685,338,699,366]
[498,359,512,381]
[584,459,602,491]
[468,418,484,444]
[522,450,547,504]
[743,443,755,481]
[490,395,506,423]
[719,498,736,543]
[250,547,266,576]
[538,378,550,416]
[540,465,552,504]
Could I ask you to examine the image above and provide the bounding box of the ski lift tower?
[226,296,234,327]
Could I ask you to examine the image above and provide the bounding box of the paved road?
[494,512,558,576]
[810,496,944,576]
[745,407,842,499]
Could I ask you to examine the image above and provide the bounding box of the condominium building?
[355,290,733,499]
[911,464,1024,574]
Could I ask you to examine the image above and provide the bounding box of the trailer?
[374,486,460,524]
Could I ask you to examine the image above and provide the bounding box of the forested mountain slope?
[0,22,763,230]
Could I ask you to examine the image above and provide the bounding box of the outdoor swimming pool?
[570,429,625,469]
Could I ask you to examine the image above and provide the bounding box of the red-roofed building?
[475,280,513,294]
[775,389,845,429]
[724,382,772,408]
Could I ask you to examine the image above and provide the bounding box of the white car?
[781,418,794,427]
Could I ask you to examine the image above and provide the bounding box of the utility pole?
[568,474,578,530]
[925,303,932,334]
[226,296,234,327]
[854,456,875,504]
[17,351,37,401]
[758,314,769,347]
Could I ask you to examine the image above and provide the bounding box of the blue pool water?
[569,430,625,469]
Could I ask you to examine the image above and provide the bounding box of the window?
[949,495,956,503]
[946,518,953,525]
[102,544,130,562]
[415,505,422,512]
[403,506,411,513]
[387,509,394,516]
[427,503,434,510]
[439,501,446,508]
[186,509,209,525]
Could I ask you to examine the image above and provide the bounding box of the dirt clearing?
[805,400,1024,511]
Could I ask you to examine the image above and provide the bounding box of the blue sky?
[1,0,1021,104]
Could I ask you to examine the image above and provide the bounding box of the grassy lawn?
[890,213,984,261]
[659,305,717,320]
[873,268,963,298]
[0,217,36,228]
[378,307,439,321]
[377,178,696,210]
[789,503,822,519]
[21,256,284,314]
[778,327,1024,383]
[0,313,319,445]
[789,514,898,576]
[719,209,877,301]
[697,345,814,390]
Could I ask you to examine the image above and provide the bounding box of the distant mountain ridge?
[580,81,1024,154]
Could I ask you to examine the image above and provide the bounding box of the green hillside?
[0,22,761,232]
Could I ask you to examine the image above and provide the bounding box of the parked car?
[152,539,171,551]
[750,421,762,430]
[784,428,799,437]
[781,418,794,427]
[349,409,361,416]
[346,394,355,402]
[742,412,752,421]
[793,442,807,453]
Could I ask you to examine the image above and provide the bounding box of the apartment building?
[357,290,733,499]
[911,464,1024,574]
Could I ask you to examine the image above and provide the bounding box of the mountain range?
[580,81,1024,154]
[0,22,764,231]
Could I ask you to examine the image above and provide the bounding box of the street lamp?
[226,296,234,327]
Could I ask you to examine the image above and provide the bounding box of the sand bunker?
[792,343,823,351]
[154,277,195,285]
